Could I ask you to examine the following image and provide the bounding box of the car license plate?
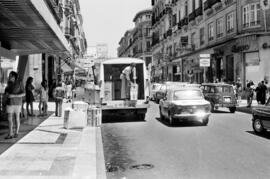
[224,97,231,102]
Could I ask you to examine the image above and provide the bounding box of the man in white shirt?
[120,63,136,99]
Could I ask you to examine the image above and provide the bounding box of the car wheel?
[229,107,236,113]
[202,117,209,126]
[159,107,164,121]
[169,112,176,126]
[210,103,215,113]
[252,118,266,134]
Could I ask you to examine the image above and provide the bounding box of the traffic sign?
[200,54,210,67]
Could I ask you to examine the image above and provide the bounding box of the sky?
[80,0,151,58]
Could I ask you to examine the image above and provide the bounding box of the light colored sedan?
[159,87,211,126]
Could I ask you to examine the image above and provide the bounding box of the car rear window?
[215,86,233,93]
[173,90,203,100]
[152,84,161,90]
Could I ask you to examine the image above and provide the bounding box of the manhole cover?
[106,163,120,172]
[129,164,154,170]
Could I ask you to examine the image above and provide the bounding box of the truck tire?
[138,114,145,121]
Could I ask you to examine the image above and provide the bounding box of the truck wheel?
[159,107,164,121]
[253,119,266,134]
[229,107,236,113]
[138,114,145,121]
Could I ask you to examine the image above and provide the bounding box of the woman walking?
[25,77,35,116]
[4,71,25,139]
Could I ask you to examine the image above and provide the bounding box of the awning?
[0,0,70,57]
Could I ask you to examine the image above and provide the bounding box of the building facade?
[118,9,153,68]
[151,0,270,86]
[0,0,87,90]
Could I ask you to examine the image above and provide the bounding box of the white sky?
[80,0,151,58]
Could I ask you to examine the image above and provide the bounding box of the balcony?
[195,6,203,17]
[188,11,196,22]
[204,0,211,10]
[223,0,234,6]
[45,0,62,24]
[204,0,221,11]
[177,22,182,30]
[181,17,188,27]
[167,29,172,37]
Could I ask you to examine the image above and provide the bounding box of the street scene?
[1,0,270,178]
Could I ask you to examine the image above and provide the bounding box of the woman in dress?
[39,80,48,116]
[25,77,35,116]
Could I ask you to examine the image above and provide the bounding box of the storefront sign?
[199,54,210,67]
[231,44,250,53]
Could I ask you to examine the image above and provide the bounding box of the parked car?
[252,99,270,134]
[159,87,211,126]
[155,82,188,103]
[201,83,237,113]
[150,83,162,101]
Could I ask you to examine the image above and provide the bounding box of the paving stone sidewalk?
[0,102,106,179]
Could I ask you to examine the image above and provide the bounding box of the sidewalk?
[0,102,106,178]
[236,99,259,114]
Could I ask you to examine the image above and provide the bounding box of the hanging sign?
[199,54,210,67]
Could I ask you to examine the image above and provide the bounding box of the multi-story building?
[151,0,270,86]
[118,9,153,68]
[0,0,87,90]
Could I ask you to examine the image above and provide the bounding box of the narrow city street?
[102,102,270,179]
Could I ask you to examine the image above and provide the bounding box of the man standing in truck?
[120,63,136,100]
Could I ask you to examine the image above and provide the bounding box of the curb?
[96,127,107,179]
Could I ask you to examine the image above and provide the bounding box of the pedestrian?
[236,77,242,102]
[260,81,267,105]
[246,83,254,107]
[232,82,237,96]
[66,80,72,103]
[39,80,48,116]
[25,77,35,116]
[120,63,136,100]
[4,71,25,139]
[255,82,262,105]
[52,82,65,117]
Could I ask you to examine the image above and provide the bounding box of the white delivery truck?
[96,57,150,120]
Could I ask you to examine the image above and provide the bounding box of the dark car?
[155,82,188,103]
[252,99,270,134]
[150,83,162,101]
[201,83,237,113]
[159,87,211,126]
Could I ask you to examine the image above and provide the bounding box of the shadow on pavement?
[102,115,146,124]
[246,131,270,140]
[155,117,207,128]
[211,110,231,114]
[0,110,53,154]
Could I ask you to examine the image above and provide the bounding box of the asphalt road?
[101,102,270,179]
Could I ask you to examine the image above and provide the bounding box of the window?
[242,3,260,28]
[216,17,224,38]
[200,27,205,45]
[191,32,196,48]
[208,22,214,41]
[226,12,234,33]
